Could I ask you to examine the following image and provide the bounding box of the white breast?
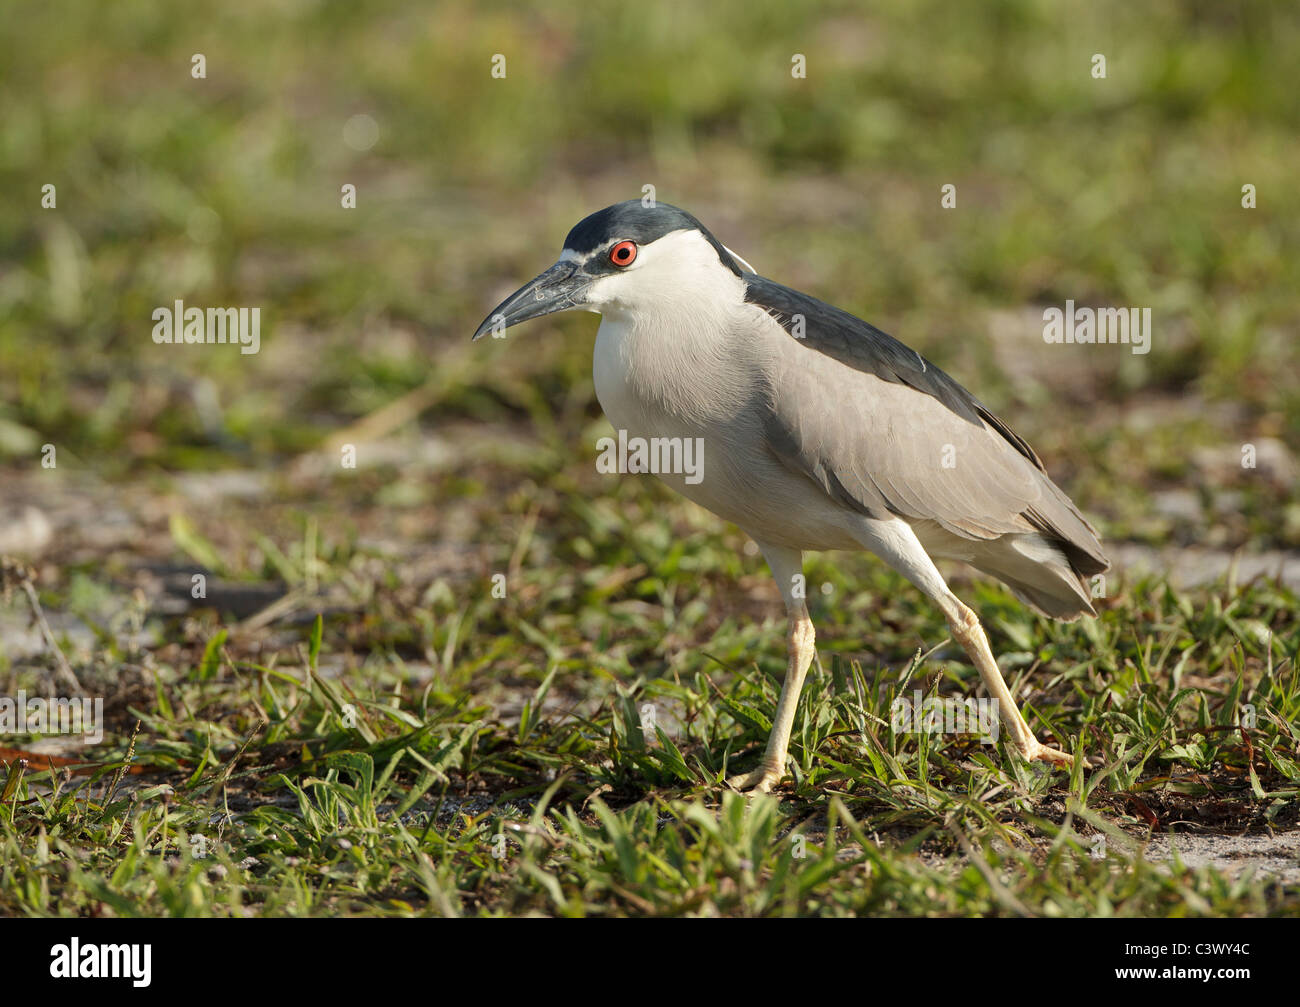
[583,230,868,549]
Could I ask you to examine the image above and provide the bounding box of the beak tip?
[472,260,585,344]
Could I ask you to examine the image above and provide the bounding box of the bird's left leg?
[943,600,1073,766]
[851,518,1073,768]
[727,543,815,794]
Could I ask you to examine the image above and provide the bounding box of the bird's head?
[471,200,752,340]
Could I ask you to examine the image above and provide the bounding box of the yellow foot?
[726,764,784,794]
[1017,740,1077,767]
[1019,743,1071,769]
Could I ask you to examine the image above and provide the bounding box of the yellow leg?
[946,600,1072,766]
[727,602,816,793]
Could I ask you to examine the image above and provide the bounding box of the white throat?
[588,230,753,431]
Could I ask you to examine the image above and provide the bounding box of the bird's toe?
[1021,741,1075,767]
[725,766,783,794]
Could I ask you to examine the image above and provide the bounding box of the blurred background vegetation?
[1,0,1297,559]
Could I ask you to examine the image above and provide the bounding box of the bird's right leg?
[726,543,814,794]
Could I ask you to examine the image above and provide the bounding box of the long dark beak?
[471,260,591,341]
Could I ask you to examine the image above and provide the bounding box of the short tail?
[968,531,1107,621]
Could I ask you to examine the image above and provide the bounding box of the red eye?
[609,240,637,266]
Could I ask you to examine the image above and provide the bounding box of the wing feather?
[745,276,1108,575]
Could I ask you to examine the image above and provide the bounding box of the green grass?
[1,0,1298,916]
[2,511,1297,916]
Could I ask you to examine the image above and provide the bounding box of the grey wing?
[745,277,1108,576]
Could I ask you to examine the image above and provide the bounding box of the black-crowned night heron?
[473,201,1108,793]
